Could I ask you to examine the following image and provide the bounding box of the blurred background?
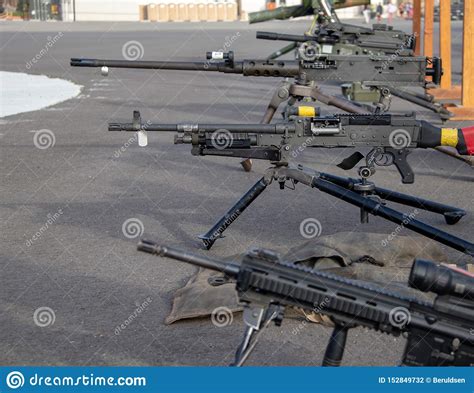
[0,0,462,23]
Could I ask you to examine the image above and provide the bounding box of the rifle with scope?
[138,240,474,367]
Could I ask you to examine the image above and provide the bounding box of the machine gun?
[71,51,442,125]
[256,27,452,119]
[71,51,440,87]
[138,241,474,367]
[252,0,405,59]
[110,110,474,256]
[257,24,416,58]
[253,0,452,120]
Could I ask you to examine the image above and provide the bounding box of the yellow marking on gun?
[441,128,459,147]
[298,106,316,117]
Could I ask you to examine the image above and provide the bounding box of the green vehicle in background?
[248,0,370,24]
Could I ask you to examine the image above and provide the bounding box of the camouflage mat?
[165,232,447,324]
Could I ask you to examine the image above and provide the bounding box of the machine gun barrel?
[256,31,315,43]
[108,121,295,134]
[137,240,239,277]
[70,58,243,73]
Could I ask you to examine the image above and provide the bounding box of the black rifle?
[138,240,474,367]
[110,110,474,256]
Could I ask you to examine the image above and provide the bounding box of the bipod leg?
[311,176,474,257]
[434,146,474,167]
[232,325,258,367]
[199,176,270,250]
[260,81,292,125]
[294,85,367,114]
[388,87,453,120]
[231,306,279,367]
[319,172,466,225]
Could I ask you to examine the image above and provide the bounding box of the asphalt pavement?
[0,18,472,366]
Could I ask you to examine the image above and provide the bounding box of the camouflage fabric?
[165,232,447,324]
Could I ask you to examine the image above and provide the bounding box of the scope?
[409,259,474,300]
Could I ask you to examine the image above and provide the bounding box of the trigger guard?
[374,152,394,167]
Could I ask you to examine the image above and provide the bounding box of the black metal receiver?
[110,110,474,256]
[138,241,474,367]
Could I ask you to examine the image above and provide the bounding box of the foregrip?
[322,325,349,367]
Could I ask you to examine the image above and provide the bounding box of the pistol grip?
[386,148,414,184]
